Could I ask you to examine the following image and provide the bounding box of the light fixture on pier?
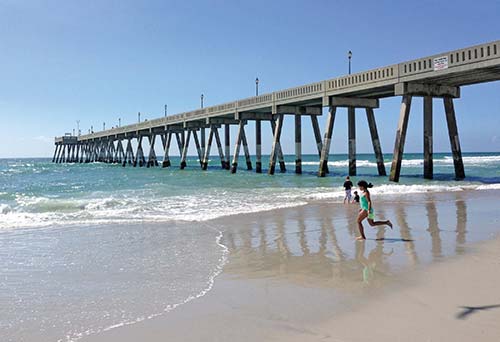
[103,122,106,131]
[138,112,141,123]
[164,104,167,117]
[255,77,259,96]
[118,118,121,127]
[76,120,80,136]
[201,94,204,109]
[348,50,352,75]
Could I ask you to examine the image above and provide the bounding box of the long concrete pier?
[54,40,500,181]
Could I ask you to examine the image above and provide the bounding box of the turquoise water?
[1,152,499,229]
[0,152,499,341]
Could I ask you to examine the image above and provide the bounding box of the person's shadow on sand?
[455,304,500,320]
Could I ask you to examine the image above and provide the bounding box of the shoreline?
[84,189,500,342]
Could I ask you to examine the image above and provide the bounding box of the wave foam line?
[288,155,500,168]
[305,182,500,201]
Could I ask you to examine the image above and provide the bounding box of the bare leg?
[367,218,393,229]
[357,210,368,240]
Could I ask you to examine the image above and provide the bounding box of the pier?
[54,40,500,181]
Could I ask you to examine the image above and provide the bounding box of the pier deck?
[55,40,500,181]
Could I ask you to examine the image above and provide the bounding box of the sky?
[0,0,499,158]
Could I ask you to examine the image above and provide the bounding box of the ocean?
[1,152,500,341]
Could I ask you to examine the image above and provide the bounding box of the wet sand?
[85,190,500,342]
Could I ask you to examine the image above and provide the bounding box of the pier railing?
[68,39,500,142]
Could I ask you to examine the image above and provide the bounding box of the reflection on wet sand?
[456,196,467,254]
[395,204,419,266]
[221,197,469,289]
[426,197,442,260]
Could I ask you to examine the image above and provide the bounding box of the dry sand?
[85,190,500,342]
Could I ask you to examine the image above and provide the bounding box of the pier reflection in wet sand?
[221,193,477,289]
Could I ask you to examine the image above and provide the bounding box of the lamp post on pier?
[103,122,106,131]
[255,77,259,96]
[201,94,204,109]
[138,112,141,123]
[348,50,352,75]
[76,120,80,136]
[164,104,167,117]
[118,118,121,127]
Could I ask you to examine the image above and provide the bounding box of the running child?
[356,180,393,240]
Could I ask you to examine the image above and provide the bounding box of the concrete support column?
[146,134,157,168]
[255,120,262,173]
[75,144,80,163]
[423,96,433,179]
[270,120,286,173]
[241,124,252,170]
[180,130,191,169]
[68,145,74,163]
[224,124,231,170]
[135,136,146,167]
[389,95,413,182]
[192,130,204,168]
[443,97,465,180]
[311,115,328,174]
[52,145,59,163]
[200,127,206,162]
[318,106,337,177]
[366,108,387,176]
[268,114,284,175]
[162,133,172,168]
[348,107,356,176]
[202,127,214,170]
[231,121,244,173]
[54,145,61,163]
[295,114,302,174]
[60,145,66,163]
[213,128,225,168]
[175,133,183,155]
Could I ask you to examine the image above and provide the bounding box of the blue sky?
[0,0,499,157]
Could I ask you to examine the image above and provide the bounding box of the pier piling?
[162,133,172,168]
[318,106,336,177]
[231,121,244,173]
[180,130,191,169]
[389,95,412,182]
[213,127,226,168]
[224,124,231,170]
[366,108,386,176]
[241,124,253,170]
[255,120,262,173]
[295,114,302,174]
[443,98,465,180]
[268,114,284,175]
[202,127,214,170]
[348,107,356,176]
[423,96,433,179]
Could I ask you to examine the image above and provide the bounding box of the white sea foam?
[290,155,500,168]
[0,204,11,214]
[0,191,308,230]
[305,183,500,201]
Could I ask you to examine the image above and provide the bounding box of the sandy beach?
[84,189,500,342]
